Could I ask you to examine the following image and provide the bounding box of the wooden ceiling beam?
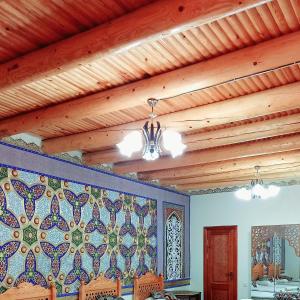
[139,150,300,181]
[160,163,300,185]
[113,133,300,174]
[0,0,267,92]
[174,180,251,191]
[84,149,141,165]
[83,113,300,165]
[176,171,300,191]
[1,24,299,138]
[43,81,300,154]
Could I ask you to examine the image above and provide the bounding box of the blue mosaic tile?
[0,167,157,296]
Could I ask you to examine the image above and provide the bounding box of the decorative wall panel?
[163,203,185,280]
[0,166,157,296]
[252,225,300,258]
[250,225,300,299]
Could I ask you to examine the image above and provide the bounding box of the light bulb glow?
[143,149,160,161]
[235,188,251,201]
[162,130,186,158]
[267,185,280,197]
[235,183,280,201]
[117,123,186,160]
[116,131,143,157]
[252,183,265,196]
[258,187,269,200]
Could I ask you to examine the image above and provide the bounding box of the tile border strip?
[0,140,189,197]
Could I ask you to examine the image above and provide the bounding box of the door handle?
[227,272,234,280]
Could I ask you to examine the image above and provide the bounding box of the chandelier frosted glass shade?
[162,130,186,158]
[116,131,143,157]
[235,179,280,201]
[116,122,186,161]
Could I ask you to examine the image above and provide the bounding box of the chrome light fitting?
[117,98,186,161]
[235,166,280,201]
[142,98,162,160]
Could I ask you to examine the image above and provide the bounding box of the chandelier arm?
[154,121,161,141]
[150,122,155,141]
[142,122,149,151]
[119,98,186,161]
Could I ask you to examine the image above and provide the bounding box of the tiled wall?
[0,142,190,298]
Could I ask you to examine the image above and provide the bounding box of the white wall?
[190,185,300,299]
[284,240,300,280]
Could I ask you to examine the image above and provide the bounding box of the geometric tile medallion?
[0,166,157,295]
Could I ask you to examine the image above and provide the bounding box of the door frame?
[203,225,238,300]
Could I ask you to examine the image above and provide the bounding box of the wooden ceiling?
[1,0,300,192]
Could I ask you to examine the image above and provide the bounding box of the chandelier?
[235,166,280,200]
[117,98,186,160]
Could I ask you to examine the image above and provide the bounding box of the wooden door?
[204,226,237,300]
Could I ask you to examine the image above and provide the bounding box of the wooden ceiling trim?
[83,112,300,165]
[138,150,300,181]
[112,133,300,174]
[1,27,300,138]
[41,80,300,154]
[0,0,268,92]
[160,162,300,185]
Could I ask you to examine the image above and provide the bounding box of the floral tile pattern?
[0,166,157,295]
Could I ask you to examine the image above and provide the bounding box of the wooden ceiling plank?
[160,163,300,185]
[139,150,300,181]
[42,80,300,154]
[113,133,300,174]
[83,113,300,165]
[175,180,251,191]
[0,0,268,92]
[175,171,300,191]
[184,113,300,151]
[84,149,141,165]
[2,24,300,138]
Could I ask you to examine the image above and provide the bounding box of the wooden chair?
[79,276,121,300]
[133,272,164,300]
[252,263,263,281]
[268,263,281,278]
[0,282,56,300]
